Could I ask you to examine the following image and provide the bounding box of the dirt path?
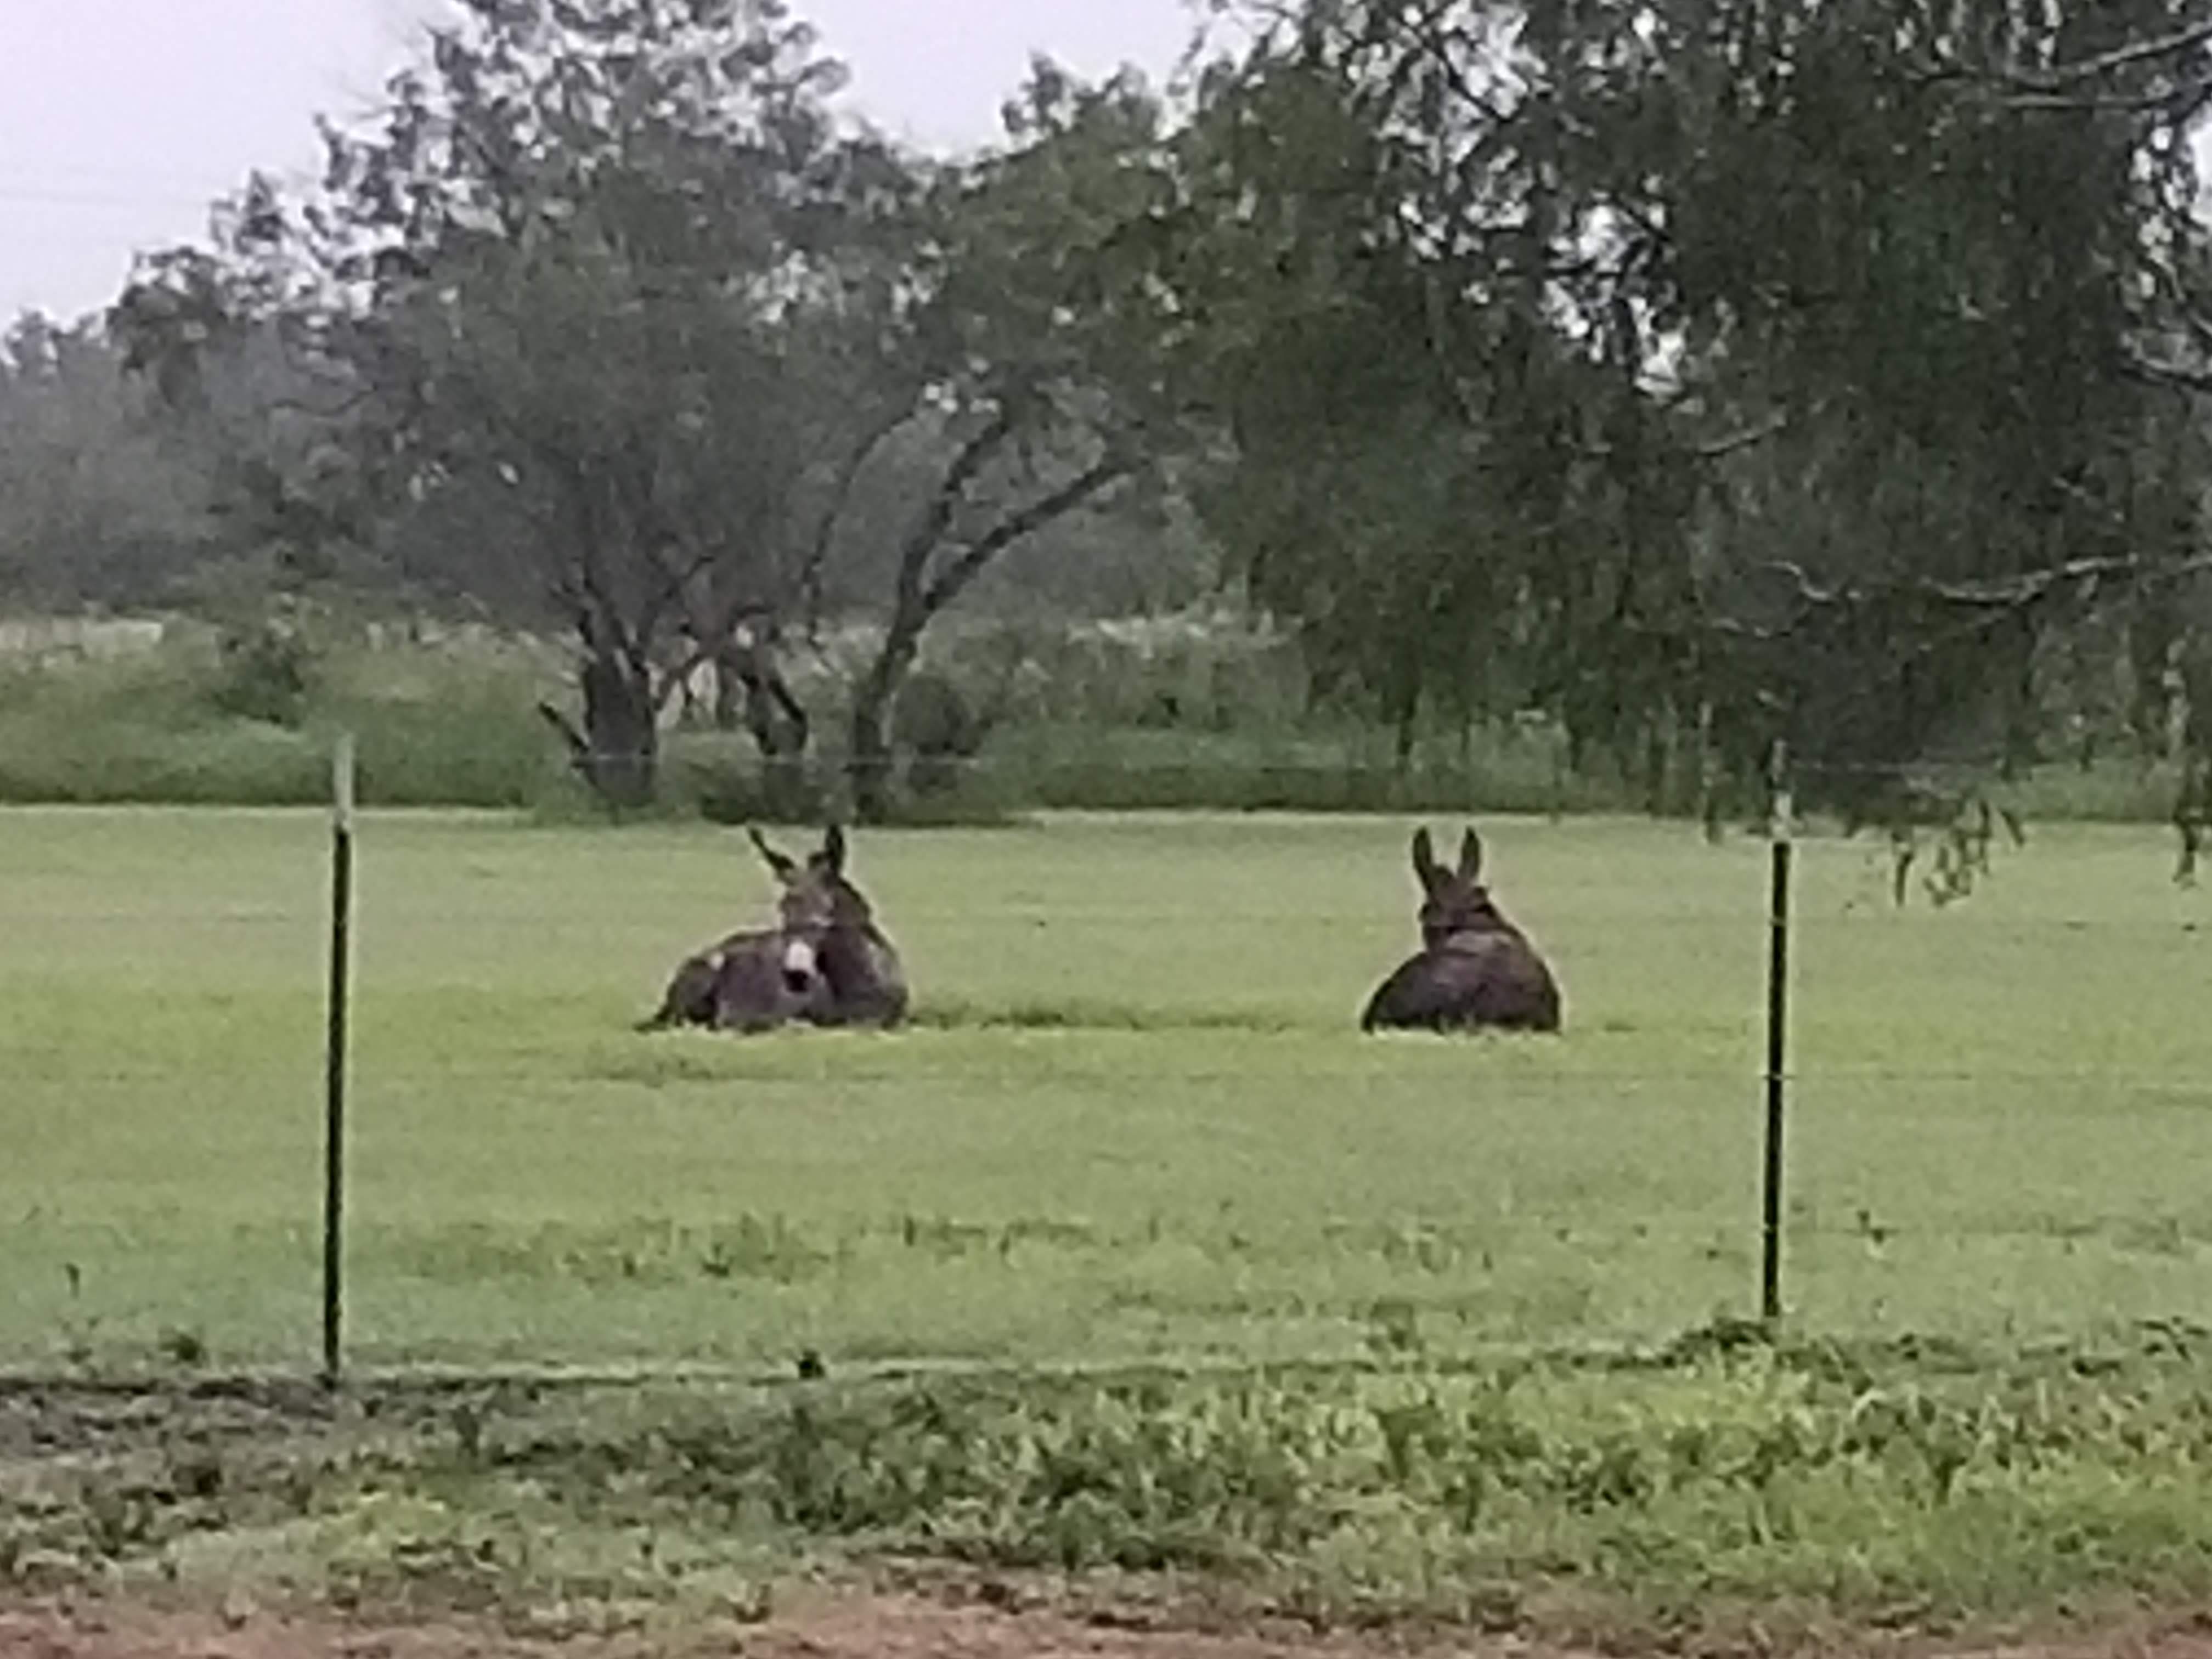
[5,1596,2212,1659]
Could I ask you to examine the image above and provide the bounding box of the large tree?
[114,1,1170,816]
[161,0,913,808]
[1144,0,2212,834]
[834,60,1179,814]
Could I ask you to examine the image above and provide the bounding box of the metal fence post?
[323,733,357,1387]
[1761,740,1794,1325]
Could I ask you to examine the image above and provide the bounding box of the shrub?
[210,615,316,726]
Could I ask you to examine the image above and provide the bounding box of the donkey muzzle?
[781,937,820,996]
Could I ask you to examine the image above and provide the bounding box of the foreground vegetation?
[8,1331,2212,1646]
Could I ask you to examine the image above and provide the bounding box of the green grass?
[9,808,2212,1638]
[10,1339,2212,1641]
[4,809,2211,1378]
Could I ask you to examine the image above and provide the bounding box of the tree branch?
[1751,549,2212,613]
[266,383,379,421]
[797,399,913,639]
[2012,16,2212,89]
[1695,414,1789,460]
[889,402,1017,624]
[536,699,589,762]
[920,454,1134,617]
[2124,351,2212,396]
[1995,77,2212,113]
[640,536,722,666]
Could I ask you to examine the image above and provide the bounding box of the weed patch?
[10,1341,2212,1644]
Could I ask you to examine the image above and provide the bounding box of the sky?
[0,0,1207,325]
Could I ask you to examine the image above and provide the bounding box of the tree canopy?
[110,0,1159,813]
[53,0,2212,852]
[1136,0,2212,831]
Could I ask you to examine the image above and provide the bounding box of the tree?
[802,59,1178,817]
[117,0,913,808]
[0,313,215,611]
[1145,0,2212,835]
[114,5,1173,817]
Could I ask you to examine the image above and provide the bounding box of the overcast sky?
[0,0,1205,325]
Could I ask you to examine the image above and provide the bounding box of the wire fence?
[5,737,2211,1390]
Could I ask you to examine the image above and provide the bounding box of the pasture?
[4,807,2211,1376]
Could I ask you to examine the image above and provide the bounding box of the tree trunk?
[1696,699,1724,843]
[539,645,658,810]
[1385,668,1419,771]
[738,649,814,821]
[848,624,921,823]
[839,415,1131,822]
[682,604,816,817]
[582,648,657,809]
[712,657,746,731]
[1643,710,1671,817]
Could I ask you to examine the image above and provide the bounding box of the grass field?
[4,808,2211,1377]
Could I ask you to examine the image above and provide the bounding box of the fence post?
[322,733,357,1388]
[1760,740,1794,1325]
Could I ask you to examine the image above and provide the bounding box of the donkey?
[637,825,909,1034]
[1359,825,1564,1034]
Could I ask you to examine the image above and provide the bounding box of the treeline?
[8,0,2212,853]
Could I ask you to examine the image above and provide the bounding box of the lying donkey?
[638,825,909,1034]
[1360,825,1563,1034]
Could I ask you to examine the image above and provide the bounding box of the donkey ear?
[1411,827,1442,888]
[819,823,847,876]
[1458,826,1484,881]
[747,826,797,881]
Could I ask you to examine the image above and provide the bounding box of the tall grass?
[0,609,2196,821]
[0,621,561,808]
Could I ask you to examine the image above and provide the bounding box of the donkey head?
[808,823,883,935]
[1409,825,1516,949]
[748,826,842,995]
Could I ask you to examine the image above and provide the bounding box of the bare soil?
[5,1595,2212,1659]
